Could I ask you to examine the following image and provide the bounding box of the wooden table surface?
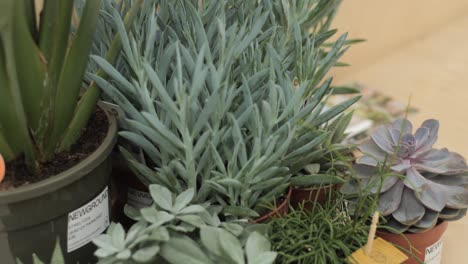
[333,1,468,263]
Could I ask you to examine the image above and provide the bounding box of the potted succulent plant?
[342,118,468,264]
[267,191,374,264]
[75,0,149,228]
[0,0,141,263]
[88,0,359,223]
[25,185,278,264]
[93,184,278,264]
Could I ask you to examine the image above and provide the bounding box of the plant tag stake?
[348,212,408,264]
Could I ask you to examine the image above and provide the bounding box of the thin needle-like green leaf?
[11,0,48,150]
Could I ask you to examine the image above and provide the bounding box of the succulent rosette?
[342,119,468,233]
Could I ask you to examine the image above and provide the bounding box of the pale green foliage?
[92,0,358,215]
[160,227,277,264]
[93,184,276,264]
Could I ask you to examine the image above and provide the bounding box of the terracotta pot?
[290,184,341,210]
[377,221,448,264]
[254,187,292,223]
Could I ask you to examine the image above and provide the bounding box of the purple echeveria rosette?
[342,119,468,233]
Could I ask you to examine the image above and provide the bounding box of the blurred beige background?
[332,0,468,156]
[333,1,468,263]
[332,0,468,80]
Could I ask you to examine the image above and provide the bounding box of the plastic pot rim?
[0,103,118,204]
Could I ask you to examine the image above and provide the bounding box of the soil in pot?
[290,184,341,210]
[0,108,108,191]
[0,106,117,264]
[254,187,292,223]
[377,221,448,264]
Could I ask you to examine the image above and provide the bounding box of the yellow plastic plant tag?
[348,238,408,264]
[349,212,408,263]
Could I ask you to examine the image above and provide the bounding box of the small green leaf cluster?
[92,0,358,215]
[161,227,276,264]
[93,184,276,264]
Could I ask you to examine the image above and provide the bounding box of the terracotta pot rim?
[254,187,292,223]
[377,221,448,263]
[290,184,342,206]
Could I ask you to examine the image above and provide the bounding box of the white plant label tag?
[127,188,153,209]
[67,187,110,253]
[424,238,443,264]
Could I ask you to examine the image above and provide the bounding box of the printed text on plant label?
[67,187,110,253]
[127,187,153,209]
[425,238,443,264]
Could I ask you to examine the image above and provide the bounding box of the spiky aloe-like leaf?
[0,0,144,176]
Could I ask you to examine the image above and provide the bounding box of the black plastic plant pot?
[0,105,117,264]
